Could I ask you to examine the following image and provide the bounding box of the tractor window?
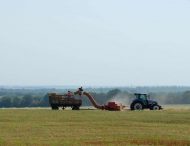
[140,95,147,100]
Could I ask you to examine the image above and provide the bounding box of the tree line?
[0,94,49,108]
[0,88,190,108]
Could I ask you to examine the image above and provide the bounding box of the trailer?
[48,93,82,110]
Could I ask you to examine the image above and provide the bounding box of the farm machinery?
[48,87,125,111]
[48,92,82,110]
[48,87,162,111]
[130,93,162,110]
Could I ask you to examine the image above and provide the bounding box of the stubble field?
[0,107,190,146]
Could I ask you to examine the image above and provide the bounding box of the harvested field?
[0,108,190,146]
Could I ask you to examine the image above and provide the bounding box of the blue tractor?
[130,93,162,110]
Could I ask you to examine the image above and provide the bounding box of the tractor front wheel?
[150,105,160,110]
[131,102,144,110]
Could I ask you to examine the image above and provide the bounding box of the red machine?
[105,102,124,111]
[75,87,125,111]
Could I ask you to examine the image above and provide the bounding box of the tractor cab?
[134,93,149,100]
[130,93,162,110]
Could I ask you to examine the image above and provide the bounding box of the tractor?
[130,93,162,110]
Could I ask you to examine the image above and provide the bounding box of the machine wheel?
[131,102,144,110]
[72,106,79,110]
[51,106,59,110]
[151,105,160,110]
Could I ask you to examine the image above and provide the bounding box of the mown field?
[0,108,190,146]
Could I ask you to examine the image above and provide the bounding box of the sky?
[0,0,190,86]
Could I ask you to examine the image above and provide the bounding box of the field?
[0,108,190,146]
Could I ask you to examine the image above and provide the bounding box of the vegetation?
[0,87,190,108]
[0,109,190,146]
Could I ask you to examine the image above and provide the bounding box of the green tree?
[0,96,12,107]
[20,95,33,107]
[12,97,21,107]
[40,94,49,107]
[182,91,190,104]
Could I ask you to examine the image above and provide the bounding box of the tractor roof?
[134,93,148,96]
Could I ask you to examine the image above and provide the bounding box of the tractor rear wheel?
[131,102,144,110]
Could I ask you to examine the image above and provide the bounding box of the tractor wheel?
[72,106,79,110]
[131,102,144,110]
[51,105,59,110]
[151,105,160,110]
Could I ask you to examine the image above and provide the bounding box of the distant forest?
[0,86,190,108]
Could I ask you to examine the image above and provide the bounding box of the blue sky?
[0,0,190,86]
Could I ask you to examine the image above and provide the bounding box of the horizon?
[1,85,190,88]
